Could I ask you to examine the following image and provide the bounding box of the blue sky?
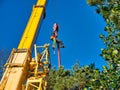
[0,0,107,70]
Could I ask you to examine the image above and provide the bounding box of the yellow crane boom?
[0,0,47,90]
[18,0,46,50]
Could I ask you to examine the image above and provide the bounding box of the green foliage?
[87,0,120,89]
[47,66,72,90]
[87,0,104,6]
[47,63,102,90]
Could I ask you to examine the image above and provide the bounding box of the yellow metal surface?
[18,0,46,51]
[0,0,47,90]
[0,49,31,90]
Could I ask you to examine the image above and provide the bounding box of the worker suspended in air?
[50,23,64,54]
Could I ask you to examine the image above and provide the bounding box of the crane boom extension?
[0,0,47,90]
[18,0,46,50]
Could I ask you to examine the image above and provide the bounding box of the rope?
[53,0,58,22]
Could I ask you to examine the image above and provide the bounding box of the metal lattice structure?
[25,44,50,90]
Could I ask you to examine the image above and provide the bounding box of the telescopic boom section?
[18,0,46,51]
[0,0,47,90]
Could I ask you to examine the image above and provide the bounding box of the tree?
[47,63,101,90]
[47,66,73,90]
[87,0,120,89]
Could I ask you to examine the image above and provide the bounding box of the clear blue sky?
[0,0,107,70]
